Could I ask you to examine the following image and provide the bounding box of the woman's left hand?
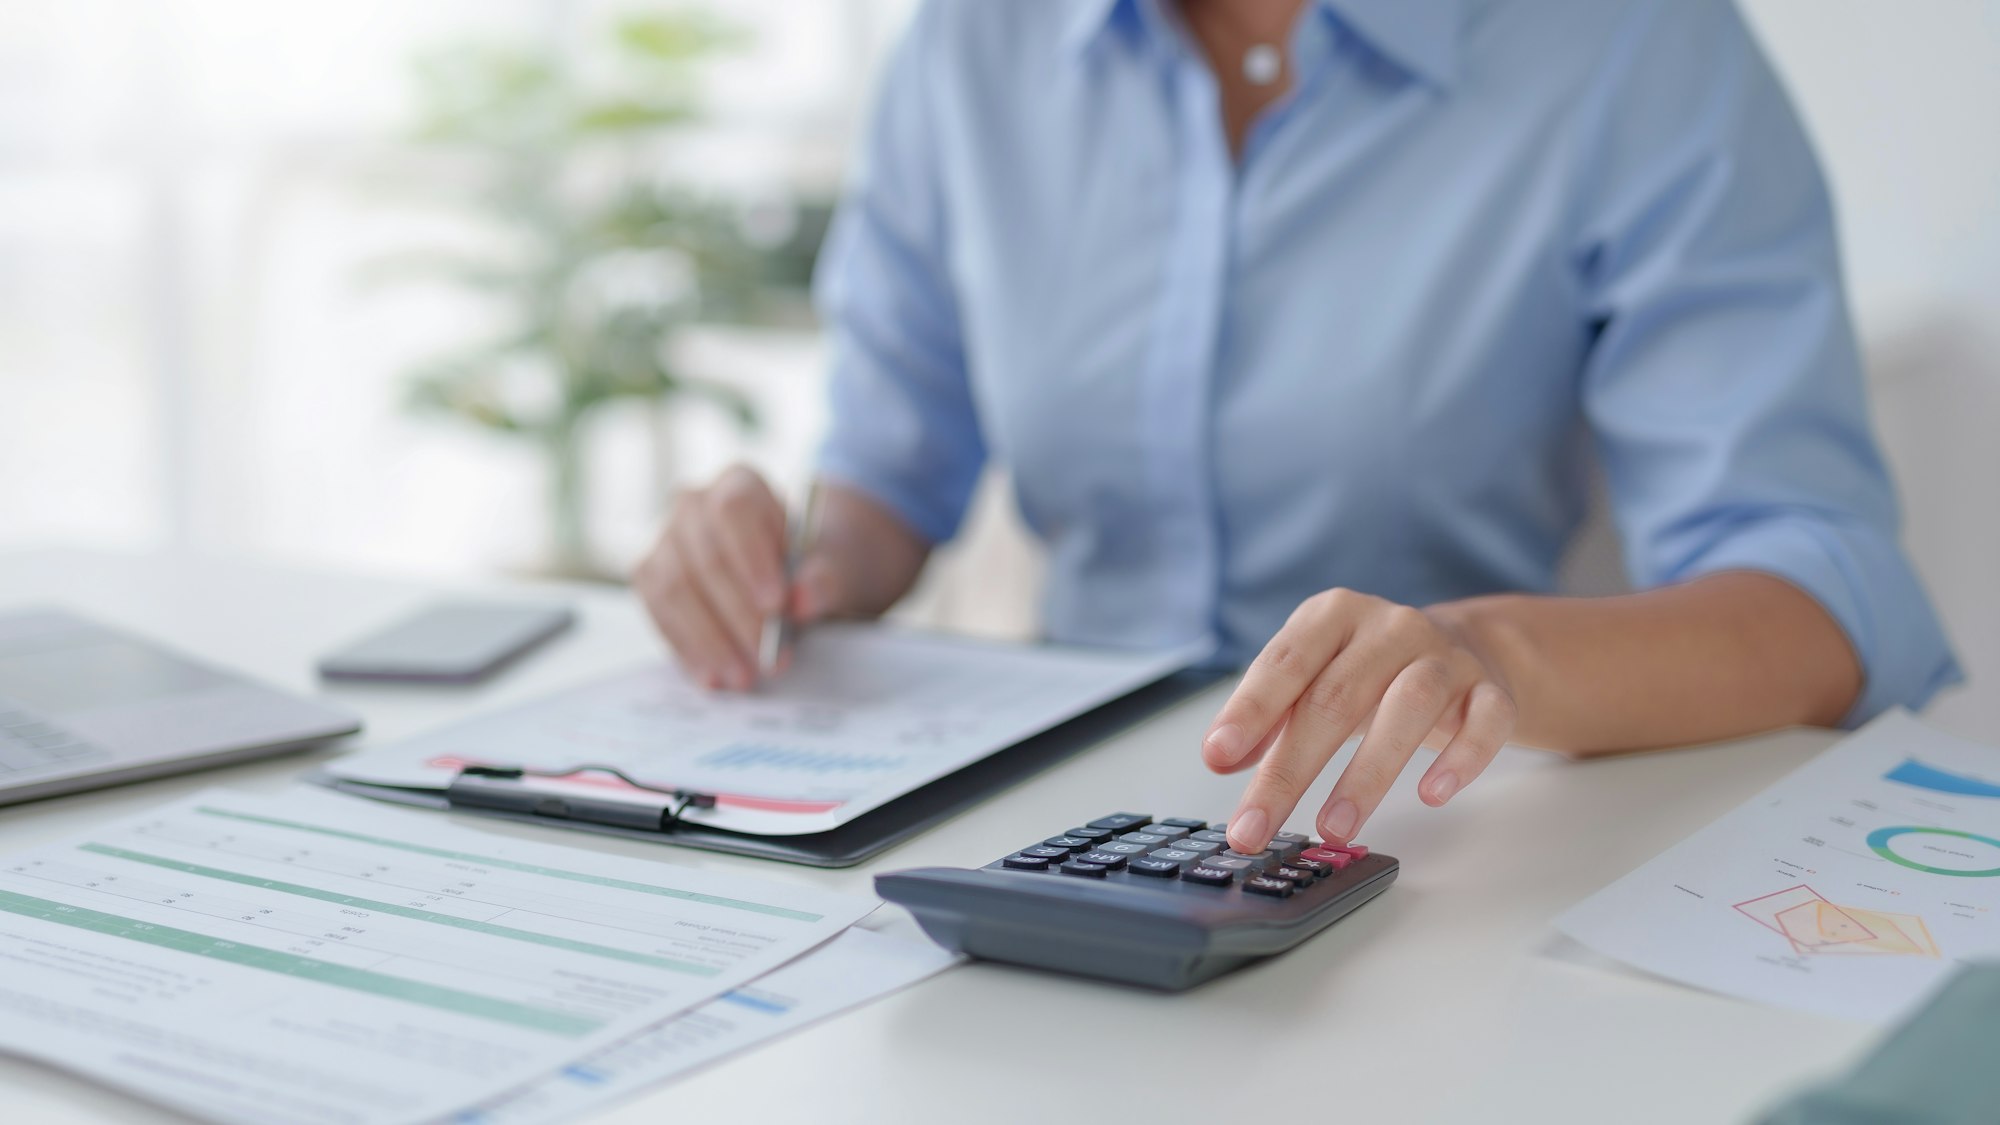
[1201,588,1519,853]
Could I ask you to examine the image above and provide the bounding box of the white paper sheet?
[1555,711,2000,1023]
[0,787,873,1125]
[460,925,958,1125]
[326,624,1208,836]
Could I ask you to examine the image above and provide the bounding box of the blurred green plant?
[365,10,819,579]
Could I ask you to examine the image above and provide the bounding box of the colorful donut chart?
[1867,826,2000,878]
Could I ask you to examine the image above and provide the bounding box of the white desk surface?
[0,548,1880,1125]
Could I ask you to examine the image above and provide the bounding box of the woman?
[636,0,1959,856]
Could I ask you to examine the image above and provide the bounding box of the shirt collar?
[1063,0,1462,89]
[1060,0,1141,57]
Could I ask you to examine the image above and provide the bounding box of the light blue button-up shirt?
[814,0,1961,724]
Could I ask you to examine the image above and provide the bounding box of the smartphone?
[317,602,575,684]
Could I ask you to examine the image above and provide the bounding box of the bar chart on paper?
[1557,712,2000,1023]
[326,624,1207,835]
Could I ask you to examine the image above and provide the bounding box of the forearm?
[1428,571,1863,754]
[812,481,932,618]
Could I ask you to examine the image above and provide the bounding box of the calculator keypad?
[1087,813,1151,832]
[994,813,1361,903]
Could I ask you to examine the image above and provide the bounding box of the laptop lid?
[0,609,360,803]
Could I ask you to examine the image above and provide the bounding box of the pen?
[759,479,825,679]
[448,764,717,831]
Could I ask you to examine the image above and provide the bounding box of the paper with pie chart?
[1556,710,2000,1023]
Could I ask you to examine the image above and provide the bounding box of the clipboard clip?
[446,764,718,833]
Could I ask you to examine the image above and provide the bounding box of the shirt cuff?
[1665,513,1964,727]
[815,452,966,546]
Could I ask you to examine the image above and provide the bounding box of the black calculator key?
[1128,858,1182,878]
[1063,827,1115,843]
[1244,875,1294,898]
[1087,813,1152,832]
[1182,865,1236,886]
[1018,845,1071,860]
[1292,858,1333,879]
[1272,865,1315,885]
[1119,831,1171,848]
[1044,836,1094,851]
[1077,850,1130,870]
[1095,841,1148,857]
[1002,853,1054,871]
[1059,860,1110,878]
[1158,817,1208,829]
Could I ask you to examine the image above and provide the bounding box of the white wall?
[1742,0,2000,341]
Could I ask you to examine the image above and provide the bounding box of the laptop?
[0,609,361,805]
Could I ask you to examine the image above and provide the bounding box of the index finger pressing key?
[1201,596,1361,772]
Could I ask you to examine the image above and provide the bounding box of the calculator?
[875,812,1397,990]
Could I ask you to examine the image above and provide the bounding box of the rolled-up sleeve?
[1573,0,1961,724]
[812,2,986,545]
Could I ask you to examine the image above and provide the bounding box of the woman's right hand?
[634,466,849,691]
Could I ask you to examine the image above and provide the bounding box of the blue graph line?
[1884,758,2000,799]
[697,744,906,776]
[718,990,792,1015]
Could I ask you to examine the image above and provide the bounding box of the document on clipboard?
[323,624,1210,839]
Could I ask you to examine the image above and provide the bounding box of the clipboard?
[309,669,1223,868]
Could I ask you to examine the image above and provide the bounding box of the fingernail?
[1204,723,1245,763]
[1429,771,1461,804]
[1323,799,1359,842]
[1229,807,1270,851]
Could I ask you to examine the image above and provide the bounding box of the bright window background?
[2,0,1997,734]
[0,0,916,576]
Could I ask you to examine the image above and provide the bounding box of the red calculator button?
[1329,844,1370,860]
[1299,847,1353,869]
